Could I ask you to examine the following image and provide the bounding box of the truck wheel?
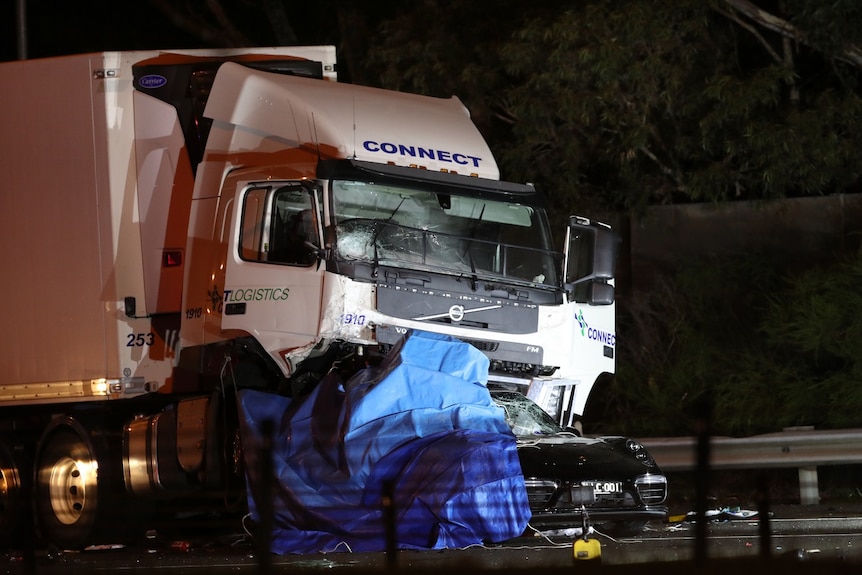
[0,441,25,546]
[34,418,127,549]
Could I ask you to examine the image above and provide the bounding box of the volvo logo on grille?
[448,305,465,322]
[412,303,502,322]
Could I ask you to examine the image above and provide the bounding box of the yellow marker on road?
[573,505,601,561]
[573,537,601,560]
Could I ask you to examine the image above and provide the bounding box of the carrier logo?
[576,309,616,347]
[138,74,167,89]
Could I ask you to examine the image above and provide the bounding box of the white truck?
[0,47,619,548]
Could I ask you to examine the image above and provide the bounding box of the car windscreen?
[491,391,563,436]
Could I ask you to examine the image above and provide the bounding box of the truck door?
[222,180,325,368]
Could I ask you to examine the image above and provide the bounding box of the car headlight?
[625,439,656,466]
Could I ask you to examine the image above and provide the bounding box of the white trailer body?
[0,47,336,404]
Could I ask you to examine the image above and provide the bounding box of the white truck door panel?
[222,182,325,360]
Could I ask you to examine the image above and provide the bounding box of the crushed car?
[490,387,668,536]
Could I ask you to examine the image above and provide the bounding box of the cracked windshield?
[331,180,559,286]
[492,390,563,437]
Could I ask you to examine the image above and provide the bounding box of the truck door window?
[239,185,317,266]
[566,228,594,302]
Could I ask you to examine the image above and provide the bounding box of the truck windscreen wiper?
[461,203,485,290]
[370,195,407,272]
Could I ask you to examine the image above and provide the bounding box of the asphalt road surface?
[3,504,862,574]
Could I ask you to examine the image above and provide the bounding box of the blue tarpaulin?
[237,330,531,554]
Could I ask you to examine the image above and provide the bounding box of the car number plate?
[586,481,622,494]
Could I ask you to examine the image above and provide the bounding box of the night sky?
[3,2,213,63]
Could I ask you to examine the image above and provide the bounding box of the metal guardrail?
[639,427,862,505]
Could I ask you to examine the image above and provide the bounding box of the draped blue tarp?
[237,330,531,554]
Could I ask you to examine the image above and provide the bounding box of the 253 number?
[127,333,155,347]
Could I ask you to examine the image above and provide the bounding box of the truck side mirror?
[564,217,620,305]
[587,281,615,306]
[590,225,618,280]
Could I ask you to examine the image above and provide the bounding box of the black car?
[490,388,668,536]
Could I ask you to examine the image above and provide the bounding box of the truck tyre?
[33,417,130,549]
[0,441,26,546]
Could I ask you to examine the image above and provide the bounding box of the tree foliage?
[587,251,862,437]
[359,1,862,218]
[493,0,862,216]
[750,254,862,429]
[587,255,783,436]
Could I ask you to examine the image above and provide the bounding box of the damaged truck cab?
[178,61,619,424]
